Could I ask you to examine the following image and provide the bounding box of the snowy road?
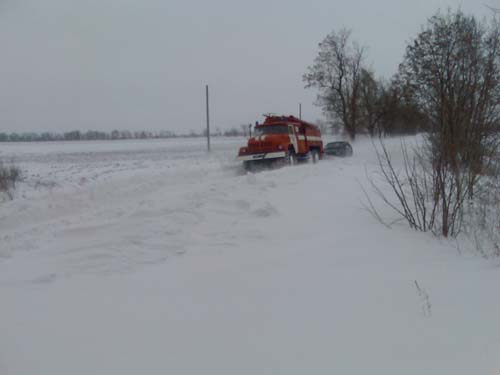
[1,137,499,374]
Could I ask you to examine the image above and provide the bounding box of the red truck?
[237,115,324,169]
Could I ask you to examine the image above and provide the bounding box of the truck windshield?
[254,125,288,136]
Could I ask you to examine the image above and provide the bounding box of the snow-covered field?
[1,137,499,374]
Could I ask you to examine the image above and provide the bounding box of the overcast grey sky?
[0,0,496,133]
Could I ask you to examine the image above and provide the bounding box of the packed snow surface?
[1,137,499,374]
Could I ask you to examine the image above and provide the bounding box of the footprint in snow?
[252,202,278,218]
[31,273,57,285]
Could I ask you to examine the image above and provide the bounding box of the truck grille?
[248,141,275,152]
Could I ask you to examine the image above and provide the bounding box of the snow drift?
[0,137,499,374]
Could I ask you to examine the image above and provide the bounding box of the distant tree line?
[0,128,247,142]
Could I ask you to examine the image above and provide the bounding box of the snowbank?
[0,137,499,374]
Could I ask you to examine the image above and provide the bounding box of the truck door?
[288,124,298,153]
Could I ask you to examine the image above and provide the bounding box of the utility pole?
[205,85,210,152]
[299,103,302,120]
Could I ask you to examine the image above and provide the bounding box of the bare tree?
[366,10,500,238]
[359,69,383,137]
[376,78,430,136]
[400,10,500,199]
[485,5,500,13]
[304,29,366,140]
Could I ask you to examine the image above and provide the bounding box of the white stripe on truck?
[297,135,322,141]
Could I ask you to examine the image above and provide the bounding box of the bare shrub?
[463,168,500,257]
[0,161,21,198]
[364,138,469,237]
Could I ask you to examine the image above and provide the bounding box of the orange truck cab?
[237,115,324,168]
